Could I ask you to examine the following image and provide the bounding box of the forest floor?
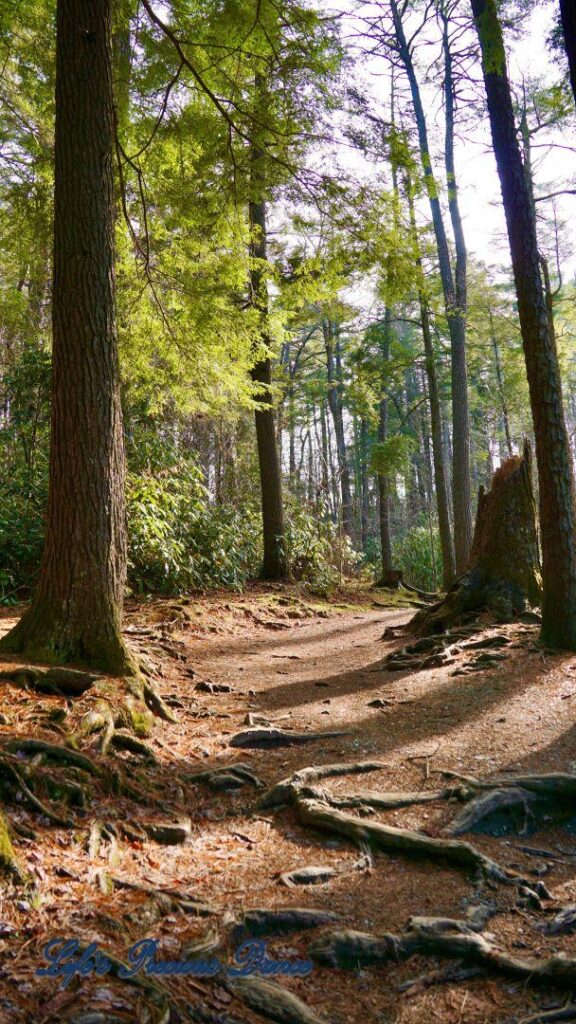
[1,584,576,1023]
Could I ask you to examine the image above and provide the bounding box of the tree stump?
[410,441,541,634]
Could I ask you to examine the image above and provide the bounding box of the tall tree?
[249,74,286,579]
[0,0,135,673]
[560,0,576,106]
[387,0,473,572]
[472,0,576,649]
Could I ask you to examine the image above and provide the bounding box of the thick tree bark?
[0,0,135,674]
[472,0,576,649]
[390,0,473,572]
[410,442,541,635]
[323,319,354,541]
[248,79,286,581]
[560,0,576,107]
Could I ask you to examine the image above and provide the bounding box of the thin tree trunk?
[472,0,576,648]
[406,181,456,587]
[378,307,394,577]
[441,8,473,571]
[323,319,354,540]
[248,77,286,580]
[489,311,513,457]
[560,0,576,107]
[360,417,370,550]
[0,0,134,673]
[390,0,472,571]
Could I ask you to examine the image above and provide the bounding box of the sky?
[331,0,576,290]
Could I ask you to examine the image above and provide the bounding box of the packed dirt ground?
[1,584,576,1023]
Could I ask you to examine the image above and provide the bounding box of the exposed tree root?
[437,770,576,836]
[186,762,263,791]
[0,754,75,827]
[110,875,215,916]
[0,664,101,696]
[0,808,28,882]
[308,914,576,990]
[225,974,326,1024]
[257,760,388,810]
[230,727,352,749]
[294,796,529,885]
[300,784,466,813]
[519,1006,576,1024]
[397,961,486,994]
[231,907,340,941]
[278,849,371,888]
[5,738,100,775]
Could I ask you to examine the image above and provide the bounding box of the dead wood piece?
[230,728,351,749]
[195,681,233,694]
[408,445,541,636]
[0,664,100,696]
[141,819,191,845]
[232,907,339,940]
[257,760,388,810]
[225,975,325,1024]
[278,865,339,887]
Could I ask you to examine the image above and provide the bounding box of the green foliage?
[370,435,415,478]
[392,526,441,592]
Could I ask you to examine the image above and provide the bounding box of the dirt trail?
[1,588,576,1024]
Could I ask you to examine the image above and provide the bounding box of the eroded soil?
[0,585,575,1024]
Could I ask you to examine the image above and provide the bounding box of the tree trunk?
[489,312,513,457]
[0,0,134,674]
[377,307,394,580]
[323,319,354,541]
[391,0,472,571]
[410,442,541,635]
[248,77,286,581]
[360,417,370,550]
[560,0,576,107]
[472,0,576,650]
[406,181,456,587]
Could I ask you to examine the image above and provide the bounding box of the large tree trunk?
[560,0,576,107]
[390,0,472,572]
[0,0,135,674]
[410,442,541,635]
[248,77,286,581]
[472,0,576,650]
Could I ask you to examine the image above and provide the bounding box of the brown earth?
[0,584,575,1024]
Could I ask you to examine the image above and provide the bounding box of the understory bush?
[392,525,442,592]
